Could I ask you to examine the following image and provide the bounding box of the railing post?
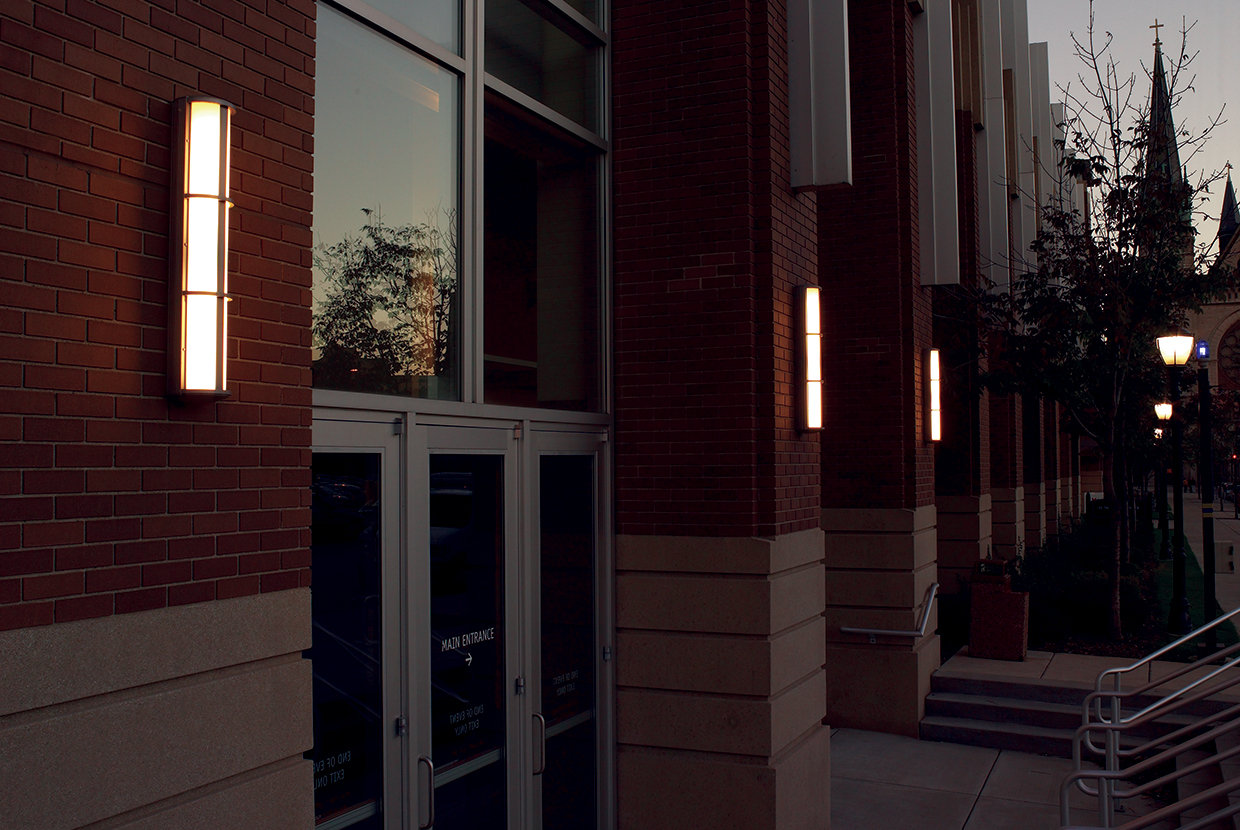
[1065,610,1240,828]
[1105,682,1122,827]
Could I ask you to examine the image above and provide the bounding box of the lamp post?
[1197,340,1217,637]
[1158,331,1194,635]
[1155,425,1170,559]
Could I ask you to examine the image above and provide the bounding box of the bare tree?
[313,208,458,396]
[984,8,1235,637]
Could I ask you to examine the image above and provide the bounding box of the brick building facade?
[2,0,316,825]
[0,0,1079,827]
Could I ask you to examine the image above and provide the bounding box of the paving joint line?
[959,749,1004,830]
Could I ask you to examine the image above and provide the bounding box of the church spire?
[1220,169,1239,256]
[1136,20,1196,274]
[1146,28,1183,189]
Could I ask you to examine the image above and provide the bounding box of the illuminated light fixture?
[798,285,823,431]
[1196,339,1210,360]
[1156,330,1194,367]
[925,349,942,441]
[168,97,234,398]
[1155,402,1173,421]
[1154,427,1164,439]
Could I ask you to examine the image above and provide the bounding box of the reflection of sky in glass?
[362,0,458,55]
[485,0,598,131]
[313,5,459,309]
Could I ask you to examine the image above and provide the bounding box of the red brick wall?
[612,0,820,537]
[818,0,935,510]
[989,384,1023,490]
[1023,393,1042,487]
[1043,400,1059,484]
[0,0,314,631]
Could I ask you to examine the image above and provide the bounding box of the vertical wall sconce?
[168,97,234,398]
[925,349,941,441]
[798,286,823,432]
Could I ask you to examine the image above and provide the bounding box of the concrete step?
[925,691,1201,739]
[920,714,1070,756]
[931,671,1234,719]
[1213,731,1240,830]
[926,691,1085,731]
[930,671,1096,706]
[917,714,1149,758]
[1176,748,1232,830]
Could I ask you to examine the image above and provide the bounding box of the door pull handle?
[417,755,435,828]
[533,712,547,775]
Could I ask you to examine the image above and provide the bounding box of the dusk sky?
[1027,0,1237,251]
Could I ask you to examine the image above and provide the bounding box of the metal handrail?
[1089,605,1240,699]
[1069,705,1240,798]
[840,583,938,644]
[1063,767,1240,830]
[1098,649,1240,725]
[1077,655,1240,759]
[1060,607,1240,828]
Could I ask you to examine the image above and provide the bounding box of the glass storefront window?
[559,0,597,26]
[361,0,460,54]
[483,101,601,412]
[485,0,599,131]
[313,6,461,400]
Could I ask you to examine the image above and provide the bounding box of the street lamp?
[1155,408,1172,559]
[1158,330,1194,635]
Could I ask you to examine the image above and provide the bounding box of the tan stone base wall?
[822,505,939,737]
[0,590,314,830]
[615,529,829,830]
[936,494,993,594]
[824,634,939,736]
[617,725,830,830]
[992,486,1025,559]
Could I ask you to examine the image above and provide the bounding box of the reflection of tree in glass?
[313,208,457,395]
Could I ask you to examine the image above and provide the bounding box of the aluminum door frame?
[311,414,409,830]
[416,422,524,829]
[314,408,615,830]
[526,426,613,830]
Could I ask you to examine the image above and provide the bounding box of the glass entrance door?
[530,435,603,830]
[311,416,608,829]
[310,418,405,830]
[418,425,520,829]
[415,424,607,830]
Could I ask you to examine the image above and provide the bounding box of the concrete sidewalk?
[827,497,1240,830]
[1177,490,1240,613]
[830,728,1163,829]
[830,649,1217,829]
